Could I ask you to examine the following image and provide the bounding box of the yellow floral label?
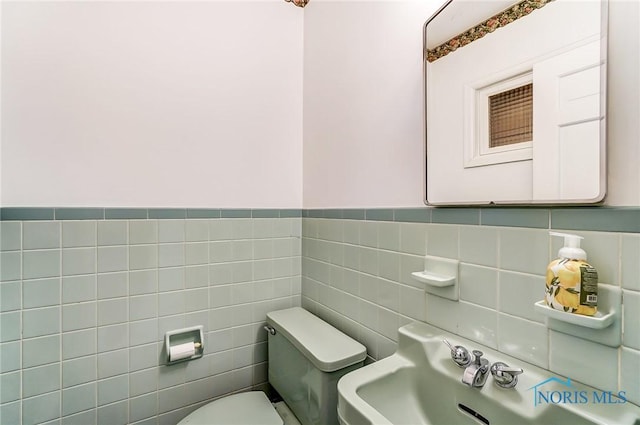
[545,258,598,316]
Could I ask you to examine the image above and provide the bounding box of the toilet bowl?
[177,307,366,425]
[178,391,283,425]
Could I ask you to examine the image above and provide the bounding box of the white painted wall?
[1,1,303,207]
[606,0,640,206]
[303,0,640,207]
[3,0,638,208]
[303,1,437,208]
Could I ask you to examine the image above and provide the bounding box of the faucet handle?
[443,339,471,368]
[490,362,524,388]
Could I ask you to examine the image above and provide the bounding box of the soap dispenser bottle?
[545,232,598,316]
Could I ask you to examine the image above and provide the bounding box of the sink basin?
[337,322,640,425]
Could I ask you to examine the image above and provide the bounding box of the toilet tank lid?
[267,307,366,372]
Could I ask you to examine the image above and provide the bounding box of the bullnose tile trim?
[1,208,55,221]
[301,207,640,233]
[2,207,639,233]
[105,209,148,220]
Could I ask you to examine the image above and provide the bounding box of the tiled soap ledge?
[411,255,460,301]
[534,284,623,347]
[534,301,616,329]
[1,206,639,233]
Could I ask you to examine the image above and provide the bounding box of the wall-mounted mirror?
[424,0,607,205]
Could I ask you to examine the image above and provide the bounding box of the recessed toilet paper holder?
[164,325,204,365]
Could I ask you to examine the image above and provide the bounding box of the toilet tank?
[266,307,366,425]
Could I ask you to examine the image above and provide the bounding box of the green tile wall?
[0,211,301,424]
[2,206,640,423]
[300,207,640,407]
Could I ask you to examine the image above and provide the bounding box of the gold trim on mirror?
[285,0,309,8]
[426,0,555,63]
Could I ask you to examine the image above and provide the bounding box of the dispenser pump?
[550,232,586,260]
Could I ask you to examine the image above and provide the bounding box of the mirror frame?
[423,0,608,206]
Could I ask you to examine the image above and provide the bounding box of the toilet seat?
[177,391,284,425]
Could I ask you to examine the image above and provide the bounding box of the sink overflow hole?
[458,403,490,425]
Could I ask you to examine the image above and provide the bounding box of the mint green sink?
[337,322,640,425]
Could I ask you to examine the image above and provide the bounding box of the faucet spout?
[462,350,489,388]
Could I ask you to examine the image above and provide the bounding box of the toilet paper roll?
[169,342,196,362]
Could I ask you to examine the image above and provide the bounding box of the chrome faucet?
[443,340,471,368]
[490,362,524,388]
[462,350,489,388]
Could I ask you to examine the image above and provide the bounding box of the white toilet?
[177,307,367,425]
